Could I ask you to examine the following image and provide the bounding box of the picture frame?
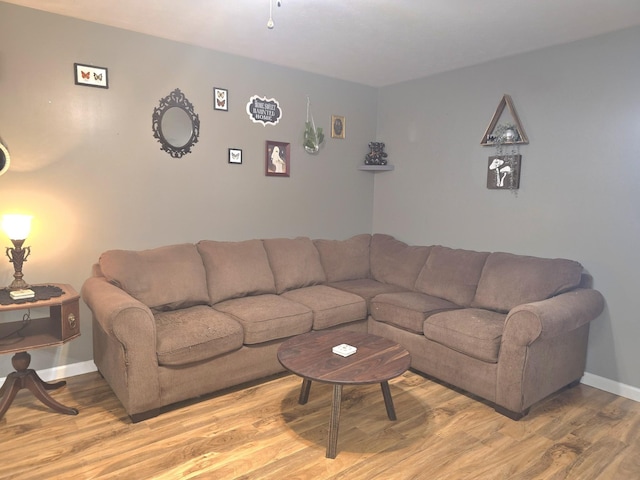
[487,155,521,190]
[74,63,108,89]
[331,115,345,139]
[228,148,242,164]
[214,87,228,111]
[265,141,290,177]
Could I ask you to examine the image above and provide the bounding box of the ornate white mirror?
[0,141,10,177]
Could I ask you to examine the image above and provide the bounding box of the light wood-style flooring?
[0,370,639,479]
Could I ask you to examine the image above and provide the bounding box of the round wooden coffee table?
[277,330,411,458]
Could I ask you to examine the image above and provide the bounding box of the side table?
[0,283,80,419]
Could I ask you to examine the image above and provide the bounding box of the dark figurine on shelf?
[364,142,388,165]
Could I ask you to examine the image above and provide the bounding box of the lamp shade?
[2,214,32,240]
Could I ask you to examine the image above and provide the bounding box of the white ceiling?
[5,0,640,87]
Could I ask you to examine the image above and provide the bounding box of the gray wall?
[374,27,640,389]
[0,4,377,373]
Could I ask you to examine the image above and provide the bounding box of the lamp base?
[8,279,29,291]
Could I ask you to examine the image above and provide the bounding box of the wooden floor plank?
[0,370,639,479]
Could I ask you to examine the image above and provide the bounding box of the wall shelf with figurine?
[358,165,394,172]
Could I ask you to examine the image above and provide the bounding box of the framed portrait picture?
[331,115,345,139]
[228,148,242,164]
[214,87,228,111]
[487,155,521,189]
[265,141,290,177]
[74,63,108,89]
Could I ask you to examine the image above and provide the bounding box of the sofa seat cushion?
[414,246,490,307]
[370,234,431,290]
[282,285,367,330]
[155,306,244,366]
[327,278,407,308]
[213,294,313,344]
[371,292,460,334]
[197,239,276,305]
[314,234,371,282]
[100,243,209,311]
[423,308,507,363]
[263,237,327,293]
[471,252,584,313]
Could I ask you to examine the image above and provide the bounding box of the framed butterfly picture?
[214,87,228,111]
[228,148,242,164]
[74,63,108,89]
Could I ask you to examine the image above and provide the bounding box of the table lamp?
[2,214,32,290]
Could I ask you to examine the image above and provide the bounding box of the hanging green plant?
[303,96,324,154]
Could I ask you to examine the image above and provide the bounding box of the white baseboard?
[581,372,640,403]
[0,360,97,385]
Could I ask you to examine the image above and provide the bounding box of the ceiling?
[5,0,640,87]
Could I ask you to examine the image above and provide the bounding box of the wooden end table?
[277,330,411,458]
[0,284,80,419]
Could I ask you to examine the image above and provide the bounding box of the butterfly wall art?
[214,87,228,111]
[74,63,108,89]
[228,148,242,164]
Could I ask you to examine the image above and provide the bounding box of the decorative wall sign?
[74,63,108,89]
[228,148,242,164]
[265,141,290,177]
[487,155,521,190]
[246,95,282,126]
[214,87,228,111]
[331,115,346,139]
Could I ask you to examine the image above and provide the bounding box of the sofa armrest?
[502,288,605,347]
[81,276,160,416]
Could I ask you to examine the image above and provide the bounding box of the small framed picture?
[265,141,290,177]
[214,87,228,111]
[228,148,242,164]
[331,115,345,139]
[74,63,108,89]
[487,155,521,189]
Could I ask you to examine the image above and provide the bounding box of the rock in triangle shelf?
[481,94,529,146]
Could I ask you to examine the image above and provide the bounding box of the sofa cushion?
[371,292,460,334]
[370,234,431,290]
[213,294,313,344]
[328,278,407,308]
[414,246,490,307]
[263,237,326,294]
[424,308,507,363]
[314,234,371,282]
[197,239,276,305]
[282,285,367,330]
[99,243,209,311]
[155,306,244,366]
[471,252,584,313]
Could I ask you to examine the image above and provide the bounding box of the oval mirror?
[152,88,200,158]
[0,142,10,177]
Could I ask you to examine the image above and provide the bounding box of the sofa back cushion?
[414,246,490,307]
[197,239,276,304]
[99,243,209,310]
[313,234,371,282]
[370,234,431,290]
[263,237,326,293]
[471,252,584,313]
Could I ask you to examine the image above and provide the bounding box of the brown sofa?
[81,234,604,422]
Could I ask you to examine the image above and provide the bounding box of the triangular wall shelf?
[480,94,529,146]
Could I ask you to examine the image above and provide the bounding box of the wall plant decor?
[303,96,324,154]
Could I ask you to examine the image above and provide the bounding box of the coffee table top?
[277,330,411,385]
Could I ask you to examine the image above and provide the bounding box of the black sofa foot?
[129,408,160,423]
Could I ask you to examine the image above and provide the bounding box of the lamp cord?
[0,309,31,345]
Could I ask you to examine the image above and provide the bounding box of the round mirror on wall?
[0,141,10,177]
[152,88,200,158]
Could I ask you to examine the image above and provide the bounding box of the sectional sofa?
[81,234,604,422]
